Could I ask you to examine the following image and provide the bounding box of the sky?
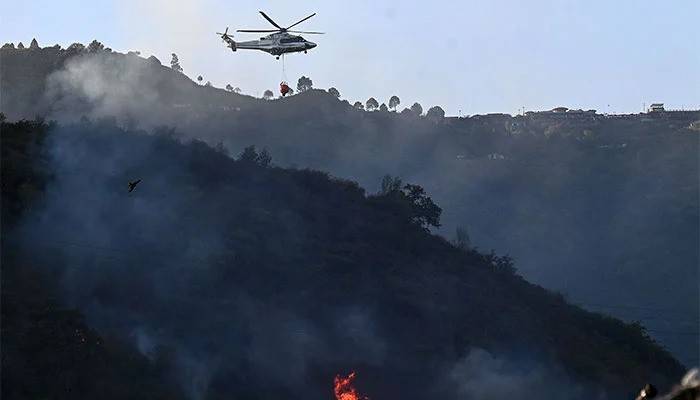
[2,0,699,116]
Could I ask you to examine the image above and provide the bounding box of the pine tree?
[170,53,183,73]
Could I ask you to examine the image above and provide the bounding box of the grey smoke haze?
[15,124,388,399]
[447,349,604,400]
[10,117,629,399]
[4,47,696,398]
[44,52,169,126]
[21,50,700,367]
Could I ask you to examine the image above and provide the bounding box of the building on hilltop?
[648,103,665,112]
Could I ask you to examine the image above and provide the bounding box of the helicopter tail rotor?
[216,27,236,51]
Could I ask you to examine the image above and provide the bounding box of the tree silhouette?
[379,103,388,112]
[238,145,259,164]
[380,175,403,195]
[233,87,241,94]
[225,84,233,92]
[257,148,272,167]
[197,75,203,85]
[66,43,85,54]
[453,227,471,251]
[263,90,274,100]
[328,87,340,98]
[29,38,40,50]
[170,53,183,73]
[402,183,441,229]
[17,42,25,49]
[426,105,445,120]
[366,97,379,111]
[389,95,401,111]
[297,76,313,92]
[410,102,423,116]
[238,145,272,167]
[353,101,364,110]
[87,40,104,53]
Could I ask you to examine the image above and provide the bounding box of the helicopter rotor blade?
[259,11,283,30]
[236,29,280,33]
[287,30,324,34]
[286,13,316,30]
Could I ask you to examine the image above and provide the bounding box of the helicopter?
[217,11,323,59]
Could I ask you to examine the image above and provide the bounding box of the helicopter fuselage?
[229,32,316,56]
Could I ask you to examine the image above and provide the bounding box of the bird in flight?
[128,179,141,192]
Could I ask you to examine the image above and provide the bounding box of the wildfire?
[334,371,368,400]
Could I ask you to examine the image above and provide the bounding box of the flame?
[334,371,368,400]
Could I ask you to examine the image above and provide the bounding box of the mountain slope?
[1,118,685,399]
[2,42,698,366]
[1,120,185,400]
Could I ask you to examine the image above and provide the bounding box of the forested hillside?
[1,118,686,399]
[1,41,698,366]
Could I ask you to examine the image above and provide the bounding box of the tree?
[263,90,274,100]
[287,88,294,96]
[66,43,85,53]
[410,102,423,116]
[485,251,516,275]
[197,75,203,85]
[233,87,241,94]
[87,40,104,53]
[238,145,259,164]
[366,97,379,111]
[353,101,364,110]
[380,175,403,195]
[17,42,25,49]
[297,76,313,92]
[1,43,15,49]
[389,95,400,111]
[328,87,340,98]
[29,38,39,49]
[170,53,183,73]
[402,184,441,229]
[225,84,233,92]
[257,148,272,167]
[453,227,471,251]
[426,105,445,121]
[379,103,388,112]
[214,142,229,155]
[238,145,272,167]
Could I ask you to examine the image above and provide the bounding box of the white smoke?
[44,52,169,126]
[448,348,606,400]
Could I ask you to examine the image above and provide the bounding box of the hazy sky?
[2,0,698,115]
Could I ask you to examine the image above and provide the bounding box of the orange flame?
[334,371,368,400]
